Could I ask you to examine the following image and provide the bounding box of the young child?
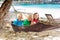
[31,13,39,25]
[23,15,32,27]
[11,14,24,32]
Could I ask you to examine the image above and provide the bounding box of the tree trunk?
[0,0,12,27]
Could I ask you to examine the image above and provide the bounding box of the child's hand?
[33,22,36,24]
[31,22,36,25]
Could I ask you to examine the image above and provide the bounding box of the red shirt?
[33,19,39,23]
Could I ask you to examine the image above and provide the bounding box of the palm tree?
[0,0,12,27]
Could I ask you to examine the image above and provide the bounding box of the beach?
[1,4,60,40]
[2,11,60,40]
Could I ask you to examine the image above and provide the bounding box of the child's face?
[18,14,22,20]
[28,16,32,21]
[34,14,39,19]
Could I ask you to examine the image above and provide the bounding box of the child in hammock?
[11,14,24,32]
[23,15,32,28]
[31,13,39,25]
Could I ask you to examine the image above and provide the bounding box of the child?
[31,13,39,25]
[23,15,32,27]
[11,14,24,32]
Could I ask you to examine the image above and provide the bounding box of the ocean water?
[10,4,60,18]
[14,4,60,9]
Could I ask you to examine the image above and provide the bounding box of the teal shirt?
[13,19,23,27]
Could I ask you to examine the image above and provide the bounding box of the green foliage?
[0,0,4,1]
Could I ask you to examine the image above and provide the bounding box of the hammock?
[11,22,60,32]
[11,5,60,32]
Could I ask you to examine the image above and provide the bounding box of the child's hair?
[33,13,39,20]
[27,14,32,19]
[17,13,22,18]
[28,14,32,18]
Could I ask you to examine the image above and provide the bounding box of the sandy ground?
[0,28,60,40]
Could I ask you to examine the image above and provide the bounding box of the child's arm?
[30,21,36,25]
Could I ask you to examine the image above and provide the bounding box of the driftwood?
[45,14,56,25]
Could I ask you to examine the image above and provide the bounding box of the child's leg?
[18,27,23,30]
[18,27,25,31]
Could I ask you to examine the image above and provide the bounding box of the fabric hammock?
[12,22,60,32]
[11,5,60,32]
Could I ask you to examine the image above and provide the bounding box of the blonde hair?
[27,14,33,21]
[28,14,32,18]
[17,13,22,18]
